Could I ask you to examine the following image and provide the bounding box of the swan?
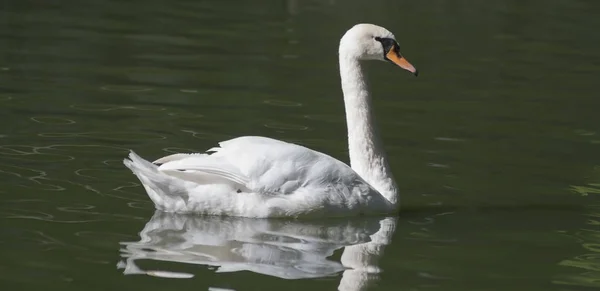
[123,23,418,218]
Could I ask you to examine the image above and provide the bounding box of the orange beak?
[386,49,418,76]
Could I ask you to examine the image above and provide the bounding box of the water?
[1,0,599,290]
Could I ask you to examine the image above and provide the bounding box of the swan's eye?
[374,37,397,58]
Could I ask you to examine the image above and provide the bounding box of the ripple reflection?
[119,212,396,290]
[555,167,600,288]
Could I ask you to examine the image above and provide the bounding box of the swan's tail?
[123,151,188,212]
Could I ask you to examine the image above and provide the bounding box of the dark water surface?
[1,0,599,290]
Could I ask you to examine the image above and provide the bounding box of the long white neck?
[339,54,399,206]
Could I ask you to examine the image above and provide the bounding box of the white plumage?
[123,24,418,218]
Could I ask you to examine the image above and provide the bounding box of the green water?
[1,0,599,290]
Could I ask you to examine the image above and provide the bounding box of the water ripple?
[3,202,146,223]
[43,144,128,154]
[126,201,153,210]
[0,163,66,190]
[405,211,458,244]
[30,117,76,125]
[162,147,203,154]
[180,129,232,141]
[427,163,450,168]
[100,85,154,92]
[75,257,112,265]
[0,145,74,162]
[74,168,127,181]
[102,159,127,167]
[9,229,86,251]
[434,137,466,142]
[70,104,165,112]
[303,114,343,123]
[1,208,99,223]
[263,122,309,131]
[554,172,600,288]
[74,230,138,241]
[38,132,167,141]
[166,112,204,118]
[263,99,303,107]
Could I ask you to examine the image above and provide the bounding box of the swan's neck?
[339,55,399,206]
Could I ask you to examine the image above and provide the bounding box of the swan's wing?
[157,154,250,186]
[154,136,359,195]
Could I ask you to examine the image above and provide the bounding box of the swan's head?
[339,23,418,76]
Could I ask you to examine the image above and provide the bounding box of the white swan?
[123,23,418,218]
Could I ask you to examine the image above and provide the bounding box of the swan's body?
[124,23,418,218]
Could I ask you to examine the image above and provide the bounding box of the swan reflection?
[118,211,397,289]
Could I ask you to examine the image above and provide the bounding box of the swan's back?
[209,136,361,194]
